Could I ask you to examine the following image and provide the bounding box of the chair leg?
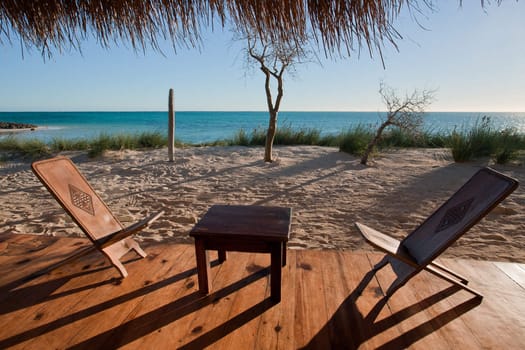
[107,255,129,278]
[103,238,143,278]
[377,258,482,299]
[425,265,483,298]
[131,242,147,258]
[122,237,147,258]
[428,261,469,284]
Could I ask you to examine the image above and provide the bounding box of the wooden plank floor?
[0,233,524,349]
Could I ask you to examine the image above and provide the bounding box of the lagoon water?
[1,111,525,144]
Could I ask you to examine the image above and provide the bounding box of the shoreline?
[1,145,523,263]
[0,127,39,133]
[2,111,525,145]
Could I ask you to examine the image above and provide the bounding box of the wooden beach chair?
[32,156,164,278]
[355,167,518,299]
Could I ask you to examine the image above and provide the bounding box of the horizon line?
[1,110,524,114]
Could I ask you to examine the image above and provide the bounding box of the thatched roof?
[1,1,504,58]
[1,0,434,57]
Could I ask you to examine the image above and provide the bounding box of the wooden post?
[168,89,175,162]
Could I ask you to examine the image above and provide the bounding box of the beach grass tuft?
[229,128,252,146]
[227,124,329,146]
[137,132,168,148]
[446,117,525,163]
[493,128,524,164]
[338,124,372,155]
[88,132,168,157]
[50,138,90,151]
[0,136,51,158]
[0,131,168,159]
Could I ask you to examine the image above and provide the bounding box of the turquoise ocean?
[1,111,525,144]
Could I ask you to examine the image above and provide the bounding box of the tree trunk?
[361,121,389,165]
[251,47,286,163]
[265,111,278,162]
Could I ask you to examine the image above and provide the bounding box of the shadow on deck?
[0,233,524,349]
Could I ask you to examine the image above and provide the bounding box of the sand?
[1,146,524,262]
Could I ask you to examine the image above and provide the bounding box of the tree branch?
[361,83,435,165]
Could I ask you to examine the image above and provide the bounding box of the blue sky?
[0,1,524,112]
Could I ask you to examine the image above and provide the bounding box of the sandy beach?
[1,146,524,263]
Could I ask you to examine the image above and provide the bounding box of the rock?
[0,121,38,129]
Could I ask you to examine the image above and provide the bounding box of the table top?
[190,205,292,241]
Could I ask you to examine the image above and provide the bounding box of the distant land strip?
[0,121,37,129]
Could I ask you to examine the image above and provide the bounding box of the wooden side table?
[189,205,292,302]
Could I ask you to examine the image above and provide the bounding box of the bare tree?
[361,83,435,165]
[243,33,312,162]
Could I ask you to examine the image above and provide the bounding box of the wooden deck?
[0,233,524,349]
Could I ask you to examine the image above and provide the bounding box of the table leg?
[270,243,283,302]
[194,238,211,295]
[282,242,287,267]
[218,250,227,263]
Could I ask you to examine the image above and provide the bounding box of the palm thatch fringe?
[1,0,439,58]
